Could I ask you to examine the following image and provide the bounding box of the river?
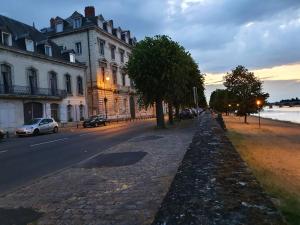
[257,106,300,124]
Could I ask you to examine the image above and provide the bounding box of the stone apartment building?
[0,15,87,132]
[42,6,155,119]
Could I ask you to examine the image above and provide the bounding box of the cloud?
[1,0,300,100]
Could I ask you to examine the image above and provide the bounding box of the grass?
[227,129,300,225]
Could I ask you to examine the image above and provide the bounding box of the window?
[123,98,127,113]
[122,73,126,86]
[120,50,124,63]
[101,67,105,82]
[110,45,115,60]
[49,71,57,95]
[50,103,59,122]
[77,76,83,95]
[65,74,72,95]
[75,42,82,55]
[67,105,73,121]
[98,39,105,56]
[45,45,52,56]
[73,18,81,29]
[79,104,84,120]
[55,23,63,33]
[25,39,34,52]
[2,32,12,46]
[69,53,75,63]
[1,64,12,93]
[112,68,117,85]
[27,68,38,94]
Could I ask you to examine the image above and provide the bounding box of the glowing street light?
[256,100,261,128]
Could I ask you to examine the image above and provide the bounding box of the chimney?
[85,6,95,17]
[50,18,55,28]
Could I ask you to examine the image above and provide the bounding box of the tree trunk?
[244,114,247,123]
[175,105,180,121]
[155,99,165,128]
[168,103,174,125]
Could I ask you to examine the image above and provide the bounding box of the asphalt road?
[0,119,156,194]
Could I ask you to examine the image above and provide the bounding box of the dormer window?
[55,22,63,33]
[2,32,12,46]
[73,18,81,29]
[69,52,75,63]
[25,39,34,52]
[45,45,52,57]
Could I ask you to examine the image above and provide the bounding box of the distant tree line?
[209,65,269,123]
[270,97,300,106]
[126,35,206,128]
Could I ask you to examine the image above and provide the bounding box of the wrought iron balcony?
[0,85,67,99]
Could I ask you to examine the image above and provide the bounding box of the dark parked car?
[179,109,194,119]
[0,129,5,139]
[83,115,107,128]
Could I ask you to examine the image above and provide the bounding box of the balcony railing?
[0,85,67,98]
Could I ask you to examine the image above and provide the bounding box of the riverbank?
[223,115,300,225]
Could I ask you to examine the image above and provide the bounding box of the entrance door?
[23,102,43,123]
[129,96,136,119]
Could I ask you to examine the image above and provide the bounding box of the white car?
[16,118,59,136]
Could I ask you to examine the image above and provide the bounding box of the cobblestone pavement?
[152,112,286,225]
[0,120,196,225]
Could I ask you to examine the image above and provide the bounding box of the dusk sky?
[1,0,300,102]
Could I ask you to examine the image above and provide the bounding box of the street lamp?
[256,100,261,128]
[104,76,110,119]
[228,104,231,115]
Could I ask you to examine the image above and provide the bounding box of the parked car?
[0,129,5,139]
[16,118,59,136]
[83,115,107,128]
[179,109,194,119]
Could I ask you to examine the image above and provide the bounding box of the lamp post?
[256,100,261,128]
[228,104,231,115]
[104,76,110,119]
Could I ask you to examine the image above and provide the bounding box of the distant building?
[42,6,154,119]
[0,15,87,132]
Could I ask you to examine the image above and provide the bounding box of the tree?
[126,35,206,127]
[209,89,231,113]
[224,65,269,123]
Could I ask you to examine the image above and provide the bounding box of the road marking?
[30,138,69,147]
[79,133,89,136]
[0,150,7,154]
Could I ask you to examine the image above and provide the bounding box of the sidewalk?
[152,112,286,225]
[0,119,196,225]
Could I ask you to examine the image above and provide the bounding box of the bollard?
[6,131,9,139]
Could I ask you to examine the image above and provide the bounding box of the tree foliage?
[223,65,269,123]
[126,35,206,127]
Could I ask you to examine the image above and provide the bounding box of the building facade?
[42,6,154,119]
[0,15,87,132]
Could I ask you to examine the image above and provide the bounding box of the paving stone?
[0,119,196,225]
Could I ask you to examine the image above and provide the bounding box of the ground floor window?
[123,98,127,113]
[79,104,84,121]
[50,103,59,122]
[23,102,43,123]
[67,104,73,122]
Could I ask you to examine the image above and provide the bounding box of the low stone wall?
[152,111,286,225]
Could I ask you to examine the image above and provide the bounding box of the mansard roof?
[42,9,136,47]
[0,15,84,66]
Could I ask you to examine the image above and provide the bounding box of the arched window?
[1,64,12,93]
[49,71,58,96]
[27,68,38,95]
[65,74,72,95]
[77,76,83,95]
[67,104,73,122]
